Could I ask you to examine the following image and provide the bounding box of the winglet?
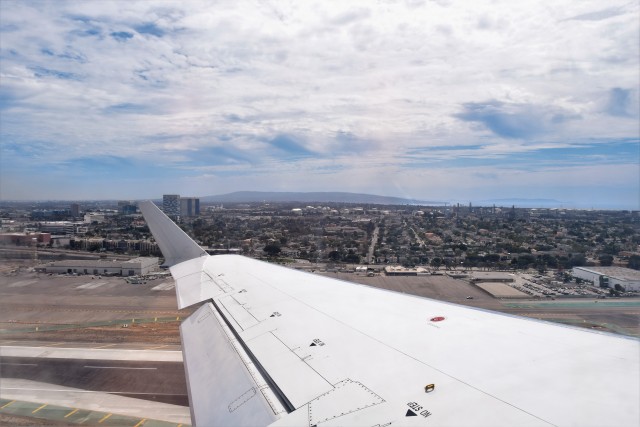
[139,200,208,266]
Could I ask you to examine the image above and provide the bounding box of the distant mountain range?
[479,198,565,208]
[199,192,576,208]
[201,191,443,205]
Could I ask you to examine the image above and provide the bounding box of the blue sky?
[0,0,638,209]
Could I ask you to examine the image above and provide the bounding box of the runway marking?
[32,403,47,413]
[93,343,117,349]
[0,400,15,409]
[146,344,168,350]
[8,280,38,288]
[134,419,147,427]
[2,388,184,396]
[44,342,65,347]
[0,362,38,366]
[99,413,112,423]
[152,282,175,291]
[64,408,79,418]
[76,281,108,290]
[84,365,158,370]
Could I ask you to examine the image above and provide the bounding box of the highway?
[0,356,188,406]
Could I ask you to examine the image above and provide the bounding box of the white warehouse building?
[37,257,159,276]
[572,266,640,292]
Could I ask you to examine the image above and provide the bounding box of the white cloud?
[0,0,638,206]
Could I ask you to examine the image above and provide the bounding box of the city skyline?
[1,1,638,209]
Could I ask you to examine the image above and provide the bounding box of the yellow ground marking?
[146,344,167,350]
[98,413,112,423]
[177,424,182,427]
[0,340,16,345]
[0,400,15,409]
[134,418,147,427]
[44,342,64,347]
[94,343,117,349]
[64,408,79,418]
[32,403,47,413]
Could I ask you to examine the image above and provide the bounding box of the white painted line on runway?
[151,281,175,291]
[84,365,158,370]
[8,280,38,288]
[0,363,38,366]
[1,346,183,362]
[93,343,117,349]
[2,387,184,396]
[76,281,107,289]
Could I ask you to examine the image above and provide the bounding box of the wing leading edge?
[140,201,640,427]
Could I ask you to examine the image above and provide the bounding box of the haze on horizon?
[0,1,638,210]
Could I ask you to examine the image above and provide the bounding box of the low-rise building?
[39,221,77,234]
[384,266,429,276]
[469,272,515,283]
[37,257,159,276]
[572,266,640,292]
[0,232,51,245]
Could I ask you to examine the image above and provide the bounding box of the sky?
[0,0,638,209]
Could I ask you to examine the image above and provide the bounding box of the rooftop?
[573,266,640,281]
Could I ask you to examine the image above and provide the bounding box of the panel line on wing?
[209,299,297,413]
[270,330,336,390]
[242,270,556,425]
[219,295,260,331]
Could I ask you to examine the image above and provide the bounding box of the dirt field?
[1,267,638,343]
[321,272,640,337]
[322,272,506,309]
[0,270,189,344]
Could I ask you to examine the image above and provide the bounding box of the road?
[0,356,188,406]
[366,225,379,264]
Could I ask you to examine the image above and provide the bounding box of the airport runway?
[0,356,188,406]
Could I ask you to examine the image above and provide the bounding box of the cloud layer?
[1,0,638,208]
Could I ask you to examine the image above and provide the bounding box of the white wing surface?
[139,201,639,427]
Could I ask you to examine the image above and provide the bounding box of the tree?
[628,255,640,270]
[263,244,281,257]
[598,254,614,266]
[344,251,360,263]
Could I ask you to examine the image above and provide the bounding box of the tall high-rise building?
[180,197,200,217]
[163,194,180,217]
[70,203,80,217]
[118,201,137,215]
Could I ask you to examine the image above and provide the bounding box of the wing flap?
[181,303,286,426]
[246,331,335,409]
[170,257,233,309]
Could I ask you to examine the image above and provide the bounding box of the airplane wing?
[139,201,639,427]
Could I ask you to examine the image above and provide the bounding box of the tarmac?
[1,265,638,425]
